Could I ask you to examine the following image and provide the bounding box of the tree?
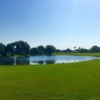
[37,45,45,55]
[76,47,88,53]
[30,47,38,55]
[0,43,5,56]
[5,43,15,56]
[98,47,100,52]
[14,41,30,55]
[45,45,56,55]
[55,49,61,52]
[89,45,99,53]
[63,48,72,52]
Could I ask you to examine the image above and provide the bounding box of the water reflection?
[0,57,14,65]
[0,57,30,65]
[16,58,29,65]
[0,55,97,65]
[45,60,55,64]
[31,61,44,65]
[31,60,55,64]
[38,61,44,64]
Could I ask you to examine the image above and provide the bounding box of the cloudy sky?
[0,0,100,49]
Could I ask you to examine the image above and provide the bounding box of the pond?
[0,55,98,65]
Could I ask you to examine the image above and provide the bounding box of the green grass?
[54,52,100,57]
[0,60,100,100]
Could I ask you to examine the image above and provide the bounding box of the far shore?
[1,52,100,58]
[53,52,100,57]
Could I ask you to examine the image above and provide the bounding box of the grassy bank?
[0,60,100,100]
[54,52,100,57]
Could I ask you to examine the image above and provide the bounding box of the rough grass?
[0,60,100,100]
[54,52,100,57]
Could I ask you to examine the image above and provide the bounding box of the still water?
[0,55,98,65]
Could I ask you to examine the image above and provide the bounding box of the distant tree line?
[0,40,100,57]
[0,40,56,56]
[62,46,100,53]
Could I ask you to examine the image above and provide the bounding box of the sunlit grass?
[54,52,100,57]
[0,60,100,100]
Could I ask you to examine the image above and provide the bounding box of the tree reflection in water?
[0,57,14,65]
[45,60,55,64]
[16,57,29,65]
[37,61,44,64]
[31,60,55,64]
[0,55,96,65]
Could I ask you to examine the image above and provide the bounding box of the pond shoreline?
[0,55,98,65]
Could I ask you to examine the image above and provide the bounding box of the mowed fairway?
[0,60,100,100]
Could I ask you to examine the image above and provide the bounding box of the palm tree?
[74,47,76,56]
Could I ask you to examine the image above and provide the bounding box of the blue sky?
[0,0,100,50]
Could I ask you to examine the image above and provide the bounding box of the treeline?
[0,40,56,56]
[62,46,100,53]
[0,40,100,57]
